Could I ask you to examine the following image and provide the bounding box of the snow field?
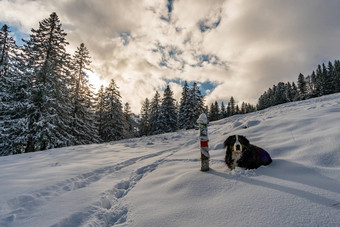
[1,94,340,226]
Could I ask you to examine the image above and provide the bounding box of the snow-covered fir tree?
[149,91,162,135]
[209,101,219,121]
[178,81,190,129]
[327,61,335,94]
[298,73,307,98]
[285,82,293,102]
[123,102,135,138]
[291,82,299,101]
[235,104,240,114]
[186,82,205,129]
[322,63,333,95]
[333,60,340,92]
[240,102,246,114]
[94,85,106,140]
[139,98,151,136]
[101,79,125,142]
[334,60,340,92]
[229,96,235,115]
[227,102,231,116]
[0,24,31,155]
[70,43,100,144]
[22,12,75,152]
[315,65,324,97]
[159,85,177,133]
[220,101,227,118]
[274,82,289,105]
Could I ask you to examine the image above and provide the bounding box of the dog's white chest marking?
[231,135,242,169]
[231,151,242,169]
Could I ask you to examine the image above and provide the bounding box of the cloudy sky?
[1,0,340,113]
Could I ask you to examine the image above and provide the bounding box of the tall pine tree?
[229,96,235,115]
[159,85,177,133]
[101,79,125,142]
[220,101,226,118]
[70,43,99,144]
[334,60,340,92]
[94,85,106,140]
[149,91,162,135]
[178,81,190,129]
[23,12,74,152]
[123,102,135,138]
[139,98,151,136]
[0,25,31,155]
[187,82,205,129]
[209,101,220,121]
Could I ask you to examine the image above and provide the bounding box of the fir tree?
[235,104,240,114]
[226,102,231,116]
[178,81,190,129]
[297,73,307,98]
[70,43,99,144]
[241,102,246,114]
[139,98,151,136]
[0,24,14,77]
[187,82,205,129]
[149,91,162,134]
[220,101,226,118]
[266,88,274,107]
[101,79,125,142]
[0,25,30,155]
[95,85,106,140]
[23,12,74,152]
[334,60,340,92]
[274,82,288,105]
[229,96,235,115]
[323,63,332,95]
[123,102,135,138]
[291,82,300,101]
[315,65,323,96]
[257,94,265,110]
[285,82,293,102]
[209,101,220,121]
[160,85,177,133]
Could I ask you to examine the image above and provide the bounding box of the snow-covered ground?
[1,94,340,227]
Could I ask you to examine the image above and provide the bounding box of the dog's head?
[223,135,250,154]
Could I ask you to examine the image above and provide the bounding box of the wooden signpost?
[197,113,210,171]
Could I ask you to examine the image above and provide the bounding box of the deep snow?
[1,94,340,227]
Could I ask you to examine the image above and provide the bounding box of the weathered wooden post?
[197,113,210,171]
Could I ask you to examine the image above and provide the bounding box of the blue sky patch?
[0,22,29,46]
[120,32,132,46]
[198,12,222,33]
[167,0,174,13]
[164,78,220,97]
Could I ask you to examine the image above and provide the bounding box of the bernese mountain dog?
[224,135,272,170]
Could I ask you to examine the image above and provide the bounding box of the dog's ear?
[224,135,234,148]
[239,135,250,146]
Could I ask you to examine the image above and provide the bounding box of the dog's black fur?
[224,135,272,169]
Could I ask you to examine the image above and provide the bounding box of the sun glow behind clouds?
[87,71,108,92]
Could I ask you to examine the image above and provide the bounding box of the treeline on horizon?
[1,12,339,156]
[257,60,340,110]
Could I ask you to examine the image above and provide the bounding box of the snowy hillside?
[1,94,340,227]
